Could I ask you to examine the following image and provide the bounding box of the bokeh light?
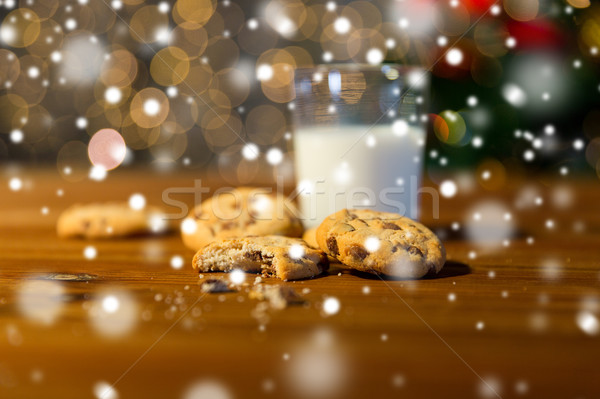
[150,46,190,86]
[285,329,348,397]
[17,280,65,325]
[1,9,41,48]
[130,88,170,128]
[465,201,515,248]
[88,291,138,337]
[433,110,466,145]
[182,380,232,399]
[93,381,118,399]
[503,0,539,22]
[87,128,127,170]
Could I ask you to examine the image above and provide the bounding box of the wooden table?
[1,169,599,398]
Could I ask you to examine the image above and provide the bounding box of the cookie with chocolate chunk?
[302,227,319,249]
[192,236,328,281]
[181,187,304,250]
[316,209,445,279]
[57,202,171,238]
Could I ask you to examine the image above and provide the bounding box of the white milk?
[293,124,425,228]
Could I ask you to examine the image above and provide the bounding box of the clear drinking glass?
[291,64,429,228]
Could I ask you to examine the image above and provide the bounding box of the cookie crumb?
[250,285,304,310]
[251,302,271,325]
[200,279,231,294]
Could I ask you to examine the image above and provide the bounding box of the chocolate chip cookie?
[57,202,171,238]
[316,209,445,278]
[302,227,319,249]
[192,236,328,281]
[181,187,304,250]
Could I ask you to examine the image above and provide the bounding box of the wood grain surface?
[1,169,599,399]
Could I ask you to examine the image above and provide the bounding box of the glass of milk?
[291,64,429,228]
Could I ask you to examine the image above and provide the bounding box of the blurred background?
[0,0,599,184]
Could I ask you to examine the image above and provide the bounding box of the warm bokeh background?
[1,0,599,184]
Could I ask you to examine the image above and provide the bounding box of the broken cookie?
[192,236,328,281]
